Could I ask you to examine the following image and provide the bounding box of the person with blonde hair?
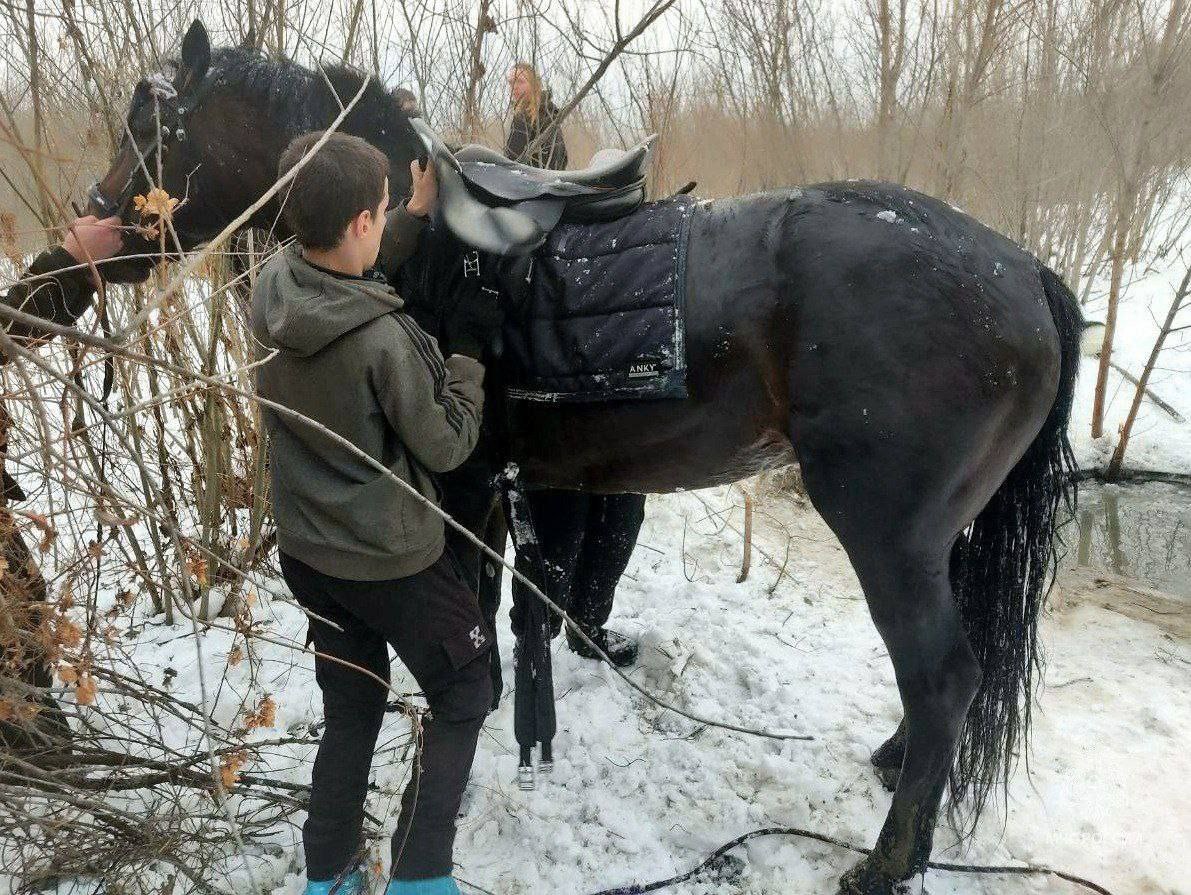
[505,62,567,169]
[503,63,645,669]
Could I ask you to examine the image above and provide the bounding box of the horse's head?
[87,21,224,282]
[89,19,423,284]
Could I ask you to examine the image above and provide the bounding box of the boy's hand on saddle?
[64,215,124,265]
[444,284,503,360]
[406,159,437,218]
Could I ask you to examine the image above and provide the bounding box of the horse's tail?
[946,262,1082,826]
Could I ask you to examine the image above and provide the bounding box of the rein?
[576,827,1118,895]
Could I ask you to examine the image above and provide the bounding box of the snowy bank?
[1072,251,1191,476]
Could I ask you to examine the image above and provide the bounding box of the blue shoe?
[304,869,366,895]
[384,878,460,895]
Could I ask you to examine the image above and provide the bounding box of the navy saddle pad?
[502,195,695,402]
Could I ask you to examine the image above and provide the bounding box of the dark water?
[1069,481,1191,599]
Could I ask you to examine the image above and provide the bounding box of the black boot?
[566,625,639,667]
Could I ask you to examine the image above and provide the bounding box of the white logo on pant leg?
[463,251,481,278]
[469,625,486,649]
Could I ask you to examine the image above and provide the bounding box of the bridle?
[86,71,213,227]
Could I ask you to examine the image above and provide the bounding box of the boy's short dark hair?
[278,132,389,250]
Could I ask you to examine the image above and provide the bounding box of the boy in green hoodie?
[252,131,501,895]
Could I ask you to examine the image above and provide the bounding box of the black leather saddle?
[411,118,654,256]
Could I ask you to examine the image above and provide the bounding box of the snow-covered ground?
[439,492,1189,895]
[58,485,1182,895]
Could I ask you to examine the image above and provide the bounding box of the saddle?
[411,118,654,256]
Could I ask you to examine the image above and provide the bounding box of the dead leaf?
[133,187,180,221]
[96,508,138,527]
[245,695,276,730]
[75,673,97,706]
[219,751,246,790]
[186,555,208,588]
[56,617,83,649]
[0,211,15,248]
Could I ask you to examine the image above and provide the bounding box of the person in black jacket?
[505,62,567,170]
[1,215,123,355]
[504,64,644,668]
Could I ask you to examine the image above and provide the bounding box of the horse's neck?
[231,87,409,235]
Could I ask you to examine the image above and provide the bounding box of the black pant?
[510,490,646,638]
[281,551,493,882]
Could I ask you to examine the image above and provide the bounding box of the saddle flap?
[414,118,548,256]
[438,165,548,256]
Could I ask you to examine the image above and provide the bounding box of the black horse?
[50,22,1079,895]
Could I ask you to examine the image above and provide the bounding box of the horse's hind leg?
[795,444,981,892]
[835,542,981,892]
[871,719,906,791]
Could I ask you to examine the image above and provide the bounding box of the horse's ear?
[177,20,211,94]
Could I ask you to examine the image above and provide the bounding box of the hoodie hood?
[252,243,403,357]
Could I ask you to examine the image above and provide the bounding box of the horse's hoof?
[873,762,900,791]
[839,858,926,895]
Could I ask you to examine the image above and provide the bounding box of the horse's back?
[507,183,1063,499]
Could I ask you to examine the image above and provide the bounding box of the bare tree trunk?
[343,0,365,64]
[244,0,258,44]
[461,0,496,139]
[274,0,286,58]
[370,0,380,75]
[23,0,55,237]
[1106,263,1190,477]
[736,491,753,583]
[875,0,907,179]
[1091,198,1134,438]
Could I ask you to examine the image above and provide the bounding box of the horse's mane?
[198,47,420,160]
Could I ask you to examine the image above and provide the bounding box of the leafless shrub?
[0,0,1186,889]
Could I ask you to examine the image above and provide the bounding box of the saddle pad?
[503,195,695,402]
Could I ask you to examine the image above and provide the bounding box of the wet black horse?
[53,22,1079,894]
